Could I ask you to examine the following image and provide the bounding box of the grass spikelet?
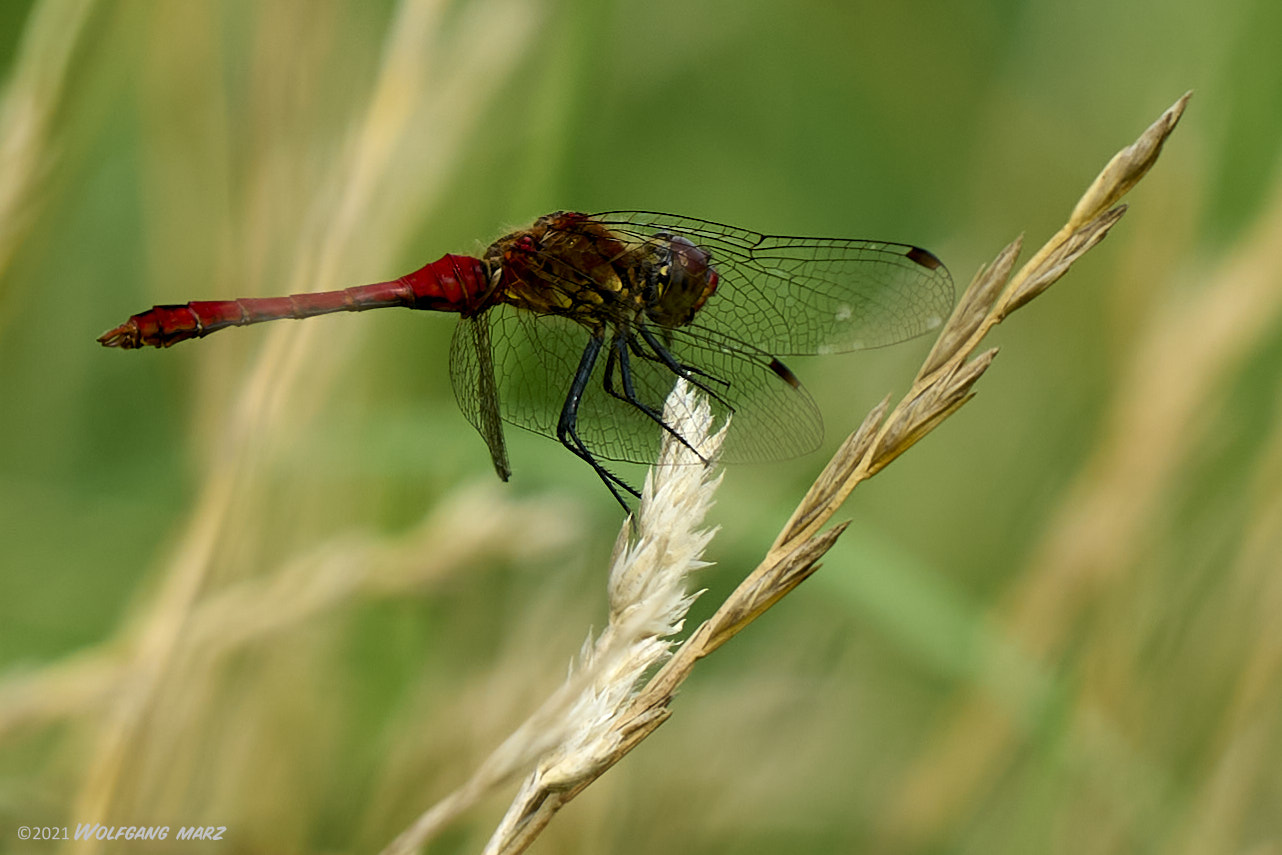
[480,382,723,854]
[414,92,1192,855]
[383,381,726,855]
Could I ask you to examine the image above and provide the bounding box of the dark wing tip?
[905,246,944,271]
[768,357,803,390]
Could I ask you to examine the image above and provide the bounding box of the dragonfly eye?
[644,234,717,328]
[668,234,710,276]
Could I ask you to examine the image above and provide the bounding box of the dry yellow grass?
[7,0,1281,851]
[0,3,546,853]
[875,101,1282,853]
[0,0,96,307]
[375,95,1189,855]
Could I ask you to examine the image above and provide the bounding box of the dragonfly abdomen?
[98,254,489,349]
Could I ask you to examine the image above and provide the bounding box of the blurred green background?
[2,0,1281,853]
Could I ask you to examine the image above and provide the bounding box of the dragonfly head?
[644,233,719,328]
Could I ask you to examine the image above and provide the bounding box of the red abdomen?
[98,254,490,349]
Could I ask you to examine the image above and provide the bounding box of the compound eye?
[668,235,710,277]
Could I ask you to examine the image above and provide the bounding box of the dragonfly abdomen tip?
[97,322,142,349]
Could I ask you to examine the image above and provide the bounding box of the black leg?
[603,332,707,464]
[559,334,640,510]
[636,326,736,415]
[629,333,727,387]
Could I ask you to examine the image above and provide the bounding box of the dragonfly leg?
[602,333,709,465]
[559,334,641,510]
[627,334,728,388]
[636,326,737,415]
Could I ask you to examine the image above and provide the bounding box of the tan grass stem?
[0,485,574,738]
[869,95,1282,853]
[393,92,1191,855]
[1173,382,1282,854]
[0,0,97,312]
[381,381,726,855]
[67,2,540,843]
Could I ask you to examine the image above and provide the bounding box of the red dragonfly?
[100,211,952,507]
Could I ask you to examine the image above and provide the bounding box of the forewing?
[590,211,954,356]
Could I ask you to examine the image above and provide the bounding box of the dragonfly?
[99,211,953,508]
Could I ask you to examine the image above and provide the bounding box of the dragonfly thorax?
[485,212,628,323]
[484,212,718,333]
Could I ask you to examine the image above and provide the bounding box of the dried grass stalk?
[381,381,726,855]
[390,92,1189,855]
[0,486,574,740]
[68,0,542,839]
[0,0,96,292]
[872,99,1282,852]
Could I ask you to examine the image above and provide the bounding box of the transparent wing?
[449,315,510,480]
[590,211,954,356]
[451,210,950,471]
[449,305,823,466]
